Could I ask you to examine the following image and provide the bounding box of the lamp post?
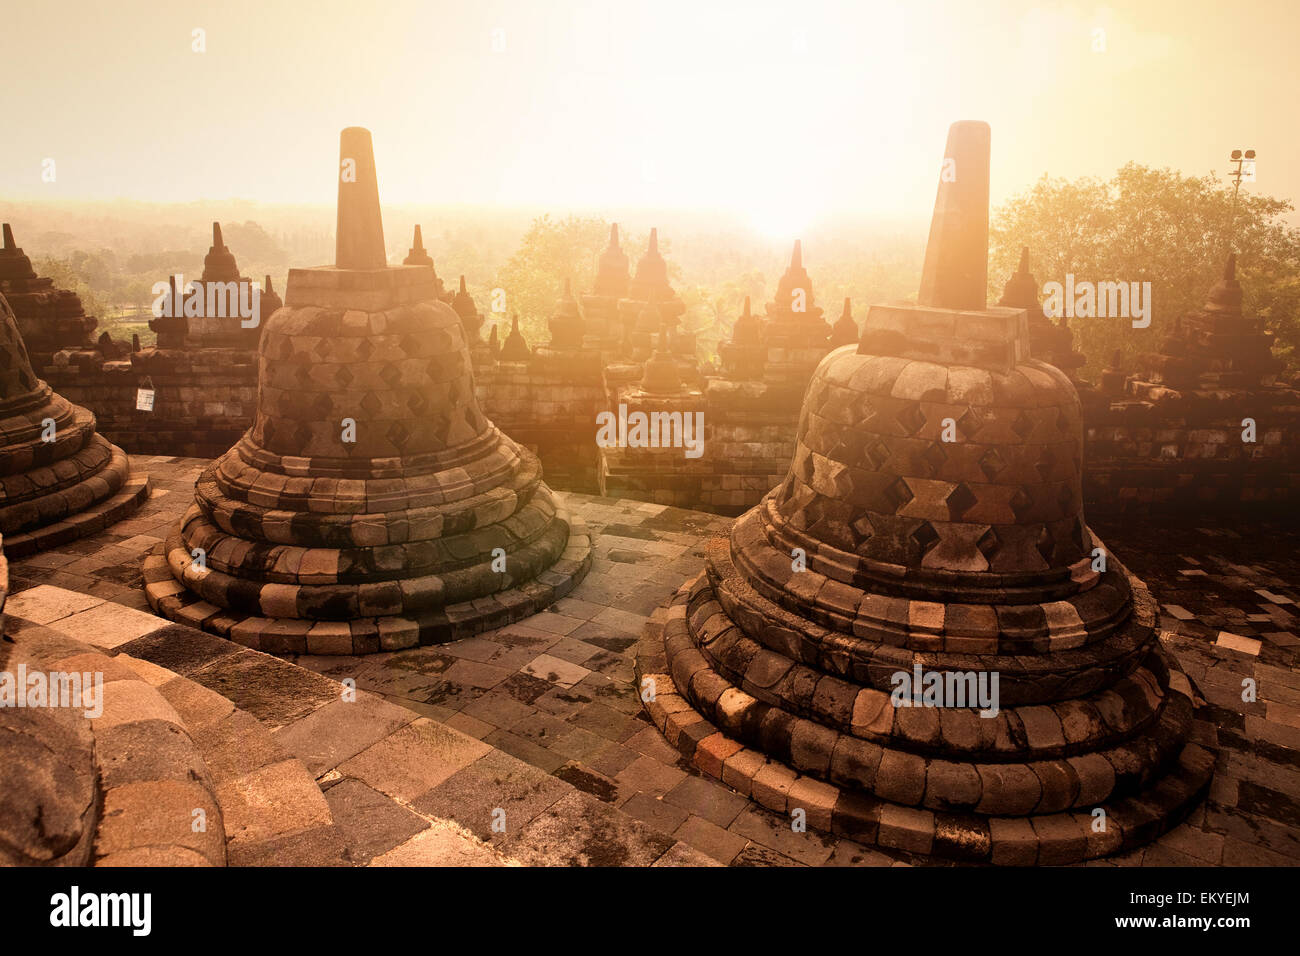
[1227,148,1256,255]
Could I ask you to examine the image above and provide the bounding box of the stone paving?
[5,454,1299,866]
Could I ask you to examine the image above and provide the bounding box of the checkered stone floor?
[5,454,1298,866]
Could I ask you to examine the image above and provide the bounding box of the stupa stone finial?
[917,120,991,311]
[261,274,283,317]
[592,222,631,298]
[404,224,433,267]
[547,277,586,350]
[335,126,387,270]
[201,221,240,283]
[828,297,858,347]
[500,313,531,362]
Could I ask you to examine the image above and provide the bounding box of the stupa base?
[141,514,593,656]
[634,575,1216,865]
[0,463,150,559]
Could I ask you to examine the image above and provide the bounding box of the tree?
[32,256,112,321]
[989,164,1300,374]
[494,215,612,345]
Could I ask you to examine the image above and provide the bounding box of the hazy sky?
[2,0,1294,236]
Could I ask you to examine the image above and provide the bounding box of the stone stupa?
[581,223,631,351]
[143,127,591,655]
[151,223,262,350]
[635,121,1214,864]
[0,223,102,368]
[0,291,150,557]
[764,239,831,348]
[997,246,1091,395]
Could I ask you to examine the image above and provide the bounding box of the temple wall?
[475,351,605,494]
[33,356,1300,516]
[41,351,257,459]
[1082,387,1300,514]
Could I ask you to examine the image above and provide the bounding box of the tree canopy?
[990,164,1300,374]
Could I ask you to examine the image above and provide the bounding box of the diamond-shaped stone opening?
[910,520,940,555]
[1009,488,1032,521]
[896,402,926,435]
[945,481,978,520]
[956,406,985,441]
[359,392,383,417]
[379,363,403,388]
[978,447,1006,480]
[852,394,876,424]
[976,526,1002,561]
[310,392,334,419]
[1012,409,1035,439]
[1036,525,1056,563]
[922,442,948,476]
[1035,447,1055,481]
[387,421,411,450]
[864,440,891,471]
[883,477,914,512]
[334,366,354,387]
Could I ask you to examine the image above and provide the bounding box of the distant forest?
[4,163,1297,377]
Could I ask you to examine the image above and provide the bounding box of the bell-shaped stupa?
[581,223,631,351]
[718,296,766,381]
[402,225,449,302]
[635,121,1213,864]
[143,128,591,655]
[0,223,101,367]
[828,297,859,348]
[764,239,830,347]
[0,291,150,556]
[997,246,1088,385]
[619,228,689,361]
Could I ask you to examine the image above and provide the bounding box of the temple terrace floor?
[4,454,1298,867]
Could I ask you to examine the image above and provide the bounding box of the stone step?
[112,653,347,867]
[6,584,717,867]
[0,618,225,865]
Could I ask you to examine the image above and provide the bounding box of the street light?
[1230,148,1257,197]
[1226,148,1257,256]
